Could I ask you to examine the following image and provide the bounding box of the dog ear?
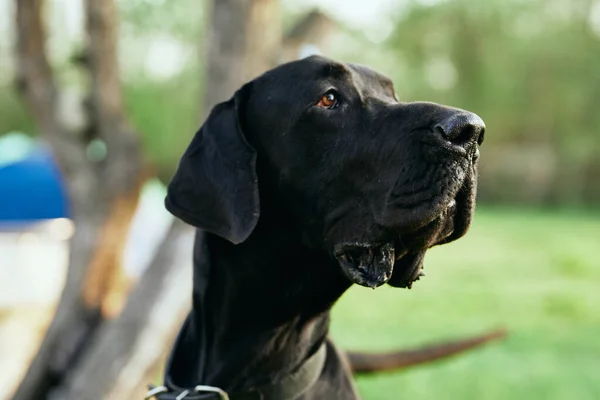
[165,89,259,244]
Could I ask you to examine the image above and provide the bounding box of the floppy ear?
[165,90,259,244]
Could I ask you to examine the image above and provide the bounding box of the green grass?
[330,207,600,400]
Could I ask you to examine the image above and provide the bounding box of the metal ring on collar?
[194,385,230,400]
[175,389,190,400]
[145,386,169,399]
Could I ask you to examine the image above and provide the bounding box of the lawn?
[330,207,600,400]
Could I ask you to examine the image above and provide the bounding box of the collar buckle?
[194,385,230,400]
[144,384,230,400]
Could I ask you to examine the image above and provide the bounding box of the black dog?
[149,55,485,400]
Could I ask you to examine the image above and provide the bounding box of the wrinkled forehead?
[346,62,396,100]
[249,55,395,103]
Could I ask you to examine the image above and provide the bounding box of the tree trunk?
[57,220,195,400]
[21,1,282,399]
[12,0,144,399]
[203,0,281,113]
[281,10,335,62]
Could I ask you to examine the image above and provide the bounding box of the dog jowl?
[166,55,485,291]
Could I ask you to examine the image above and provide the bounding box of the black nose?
[435,112,485,146]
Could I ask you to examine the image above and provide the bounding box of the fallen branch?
[347,328,507,374]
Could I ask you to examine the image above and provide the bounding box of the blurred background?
[0,0,598,399]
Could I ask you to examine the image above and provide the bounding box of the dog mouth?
[333,194,467,289]
[388,251,426,289]
[334,241,429,289]
[334,242,395,288]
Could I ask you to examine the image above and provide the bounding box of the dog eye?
[317,91,338,109]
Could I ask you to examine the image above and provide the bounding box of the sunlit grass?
[331,207,600,400]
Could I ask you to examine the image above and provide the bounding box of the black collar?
[146,343,326,400]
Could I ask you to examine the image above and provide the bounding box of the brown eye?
[317,91,338,109]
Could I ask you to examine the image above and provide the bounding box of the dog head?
[166,55,485,289]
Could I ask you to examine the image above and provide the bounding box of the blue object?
[0,134,70,222]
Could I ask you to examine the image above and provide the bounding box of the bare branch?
[203,0,281,113]
[84,0,143,196]
[85,0,124,123]
[14,0,89,179]
[60,220,194,400]
[347,328,507,374]
[15,0,58,134]
[282,10,335,61]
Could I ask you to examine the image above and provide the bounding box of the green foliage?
[331,207,600,399]
[123,70,203,180]
[2,0,599,204]
[118,0,207,181]
[0,86,36,137]
[376,0,600,204]
[118,0,205,42]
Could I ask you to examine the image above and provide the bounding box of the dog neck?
[166,222,351,392]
